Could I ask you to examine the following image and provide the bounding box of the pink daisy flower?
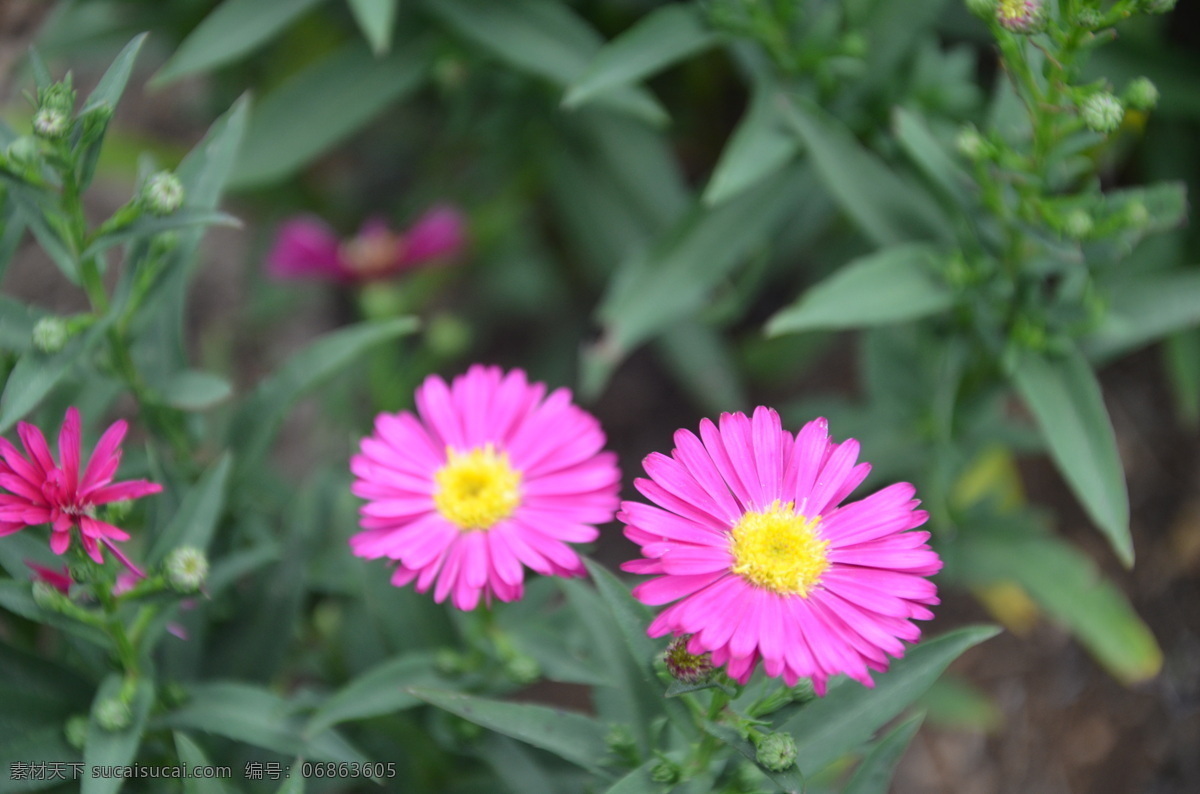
[350,365,621,610]
[0,408,162,564]
[620,407,942,695]
[266,204,467,283]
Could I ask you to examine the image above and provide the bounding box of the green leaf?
[564,5,716,109]
[947,516,1161,684]
[704,80,800,206]
[155,369,234,411]
[232,44,426,188]
[0,199,26,278]
[174,732,232,794]
[766,243,954,336]
[591,161,807,387]
[229,318,418,467]
[1165,329,1200,424]
[408,688,611,776]
[425,0,667,126]
[81,210,242,262]
[1083,269,1200,361]
[6,182,79,284]
[304,651,446,737]
[891,106,971,207]
[780,625,999,775]
[0,640,92,718]
[148,453,232,564]
[152,0,329,85]
[843,713,924,794]
[581,558,659,680]
[655,320,749,415]
[159,682,365,762]
[76,34,149,188]
[914,676,1001,732]
[602,761,658,794]
[0,296,47,354]
[83,675,155,794]
[702,723,805,793]
[1010,345,1132,565]
[0,581,110,647]
[347,0,398,54]
[477,735,560,794]
[0,316,113,433]
[781,99,951,246]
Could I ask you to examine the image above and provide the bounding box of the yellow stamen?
[730,500,829,596]
[340,230,404,275]
[433,445,521,531]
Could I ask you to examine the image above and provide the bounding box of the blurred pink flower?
[350,365,620,610]
[0,408,162,565]
[266,205,467,283]
[26,560,73,593]
[620,408,942,695]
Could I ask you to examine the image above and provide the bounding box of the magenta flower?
[0,408,162,564]
[350,365,620,610]
[620,408,942,695]
[26,560,73,594]
[266,205,466,283]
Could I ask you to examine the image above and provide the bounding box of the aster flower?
[620,407,941,695]
[350,365,620,610]
[0,408,162,564]
[266,205,466,283]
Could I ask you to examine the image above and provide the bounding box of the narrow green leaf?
[1083,269,1200,360]
[0,199,26,277]
[602,761,658,794]
[655,320,749,414]
[0,316,113,433]
[229,318,418,466]
[347,0,398,54]
[425,0,667,125]
[159,682,365,762]
[892,106,971,207]
[702,723,805,793]
[766,243,954,336]
[564,5,716,108]
[81,34,148,114]
[407,688,611,776]
[843,713,924,794]
[232,44,426,187]
[948,516,1161,683]
[704,81,800,206]
[174,732,231,794]
[780,625,999,775]
[0,296,47,354]
[152,0,329,85]
[305,651,446,737]
[81,210,242,261]
[6,182,79,284]
[0,640,92,716]
[781,99,952,246]
[582,558,659,679]
[914,676,1001,732]
[155,369,234,411]
[148,453,232,564]
[1011,345,1132,565]
[0,581,110,647]
[478,735,559,794]
[273,776,305,794]
[1165,329,1200,424]
[83,675,155,794]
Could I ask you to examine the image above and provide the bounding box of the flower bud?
[954,125,990,162]
[64,715,89,749]
[141,171,185,215]
[1073,7,1103,29]
[753,731,798,772]
[650,759,681,784]
[104,499,133,522]
[164,546,208,592]
[1141,0,1177,13]
[31,316,70,354]
[434,648,465,675]
[604,724,638,761]
[1125,201,1150,229]
[503,653,541,685]
[1080,92,1124,134]
[32,580,68,610]
[33,108,68,139]
[1063,209,1094,239]
[37,80,76,115]
[996,0,1046,34]
[664,635,714,684]
[1124,77,1159,111]
[94,697,131,731]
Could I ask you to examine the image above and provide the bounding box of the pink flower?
[26,560,73,593]
[0,408,162,564]
[350,365,620,610]
[266,205,467,283]
[620,408,942,695]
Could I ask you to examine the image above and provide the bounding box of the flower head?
[620,408,941,695]
[996,0,1046,33]
[350,365,620,609]
[266,205,467,283]
[0,408,162,564]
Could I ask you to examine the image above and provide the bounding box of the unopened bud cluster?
[996,0,1046,34]
[1080,92,1124,134]
[164,546,208,592]
[664,635,714,684]
[142,171,185,215]
[753,731,798,772]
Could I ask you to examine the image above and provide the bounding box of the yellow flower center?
[730,500,829,596]
[433,445,521,531]
[340,230,404,275]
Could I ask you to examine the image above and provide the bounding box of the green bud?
[104,499,133,522]
[996,0,1046,34]
[1124,77,1159,111]
[94,697,131,731]
[1080,92,1124,134]
[1141,0,1177,13]
[954,124,990,161]
[6,136,41,166]
[841,32,867,59]
[434,648,464,675]
[1073,7,1103,29]
[753,731,798,772]
[965,0,997,19]
[141,171,185,215]
[37,79,76,115]
[67,560,95,584]
[425,313,472,358]
[64,715,90,749]
[604,724,638,759]
[432,57,468,92]
[1063,209,1094,239]
[31,316,70,353]
[33,107,68,139]
[664,635,714,684]
[650,759,681,785]
[164,546,208,592]
[504,653,541,685]
[31,580,67,610]
[1125,201,1150,229]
